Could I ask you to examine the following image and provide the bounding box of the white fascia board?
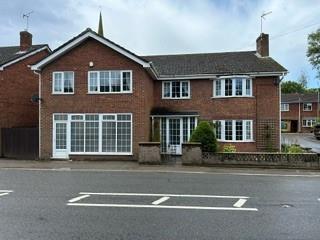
[31,32,150,70]
[0,46,50,71]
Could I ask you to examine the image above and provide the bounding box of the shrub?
[190,121,217,152]
[223,144,236,153]
[287,145,305,153]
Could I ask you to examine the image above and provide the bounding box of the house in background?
[0,31,50,129]
[281,93,320,133]
[31,28,286,160]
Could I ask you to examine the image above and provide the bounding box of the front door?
[53,121,68,159]
[168,118,182,155]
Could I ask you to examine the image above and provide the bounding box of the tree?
[190,121,217,152]
[297,70,308,88]
[281,80,305,94]
[307,28,320,79]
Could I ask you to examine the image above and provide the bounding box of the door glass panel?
[55,122,67,150]
[169,119,180,145]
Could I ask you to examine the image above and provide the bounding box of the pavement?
[0,160,319,239]
[281,133,320,153]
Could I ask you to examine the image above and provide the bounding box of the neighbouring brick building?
[31,28,287,160]
[0,31,50,128]
[281,93,320,132]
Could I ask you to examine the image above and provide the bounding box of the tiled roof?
[281,93,320,103]
[0,44,48,66]
[142,51,287,77]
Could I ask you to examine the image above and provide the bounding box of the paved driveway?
[281,133,320,153]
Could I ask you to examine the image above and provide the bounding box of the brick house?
[31,28,286,160]
[281,93,320,132]
[0,31,50,129]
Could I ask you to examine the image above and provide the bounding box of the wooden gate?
[1,128,39,160]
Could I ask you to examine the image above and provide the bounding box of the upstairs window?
[303,103,312,111]
[88,70,132,93]
[281,103,289,112]
[162,81,190,99]
[53,72,74,94]
[214,77,252,97]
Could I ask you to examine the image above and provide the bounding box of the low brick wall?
[181,143,320,169]
[138,142,161,164]
[181,143,202,165]
[202,152,320,169]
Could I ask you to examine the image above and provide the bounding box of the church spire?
[98,11,104,37]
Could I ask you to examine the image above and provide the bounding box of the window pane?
[225,120,233,140]
[246,121,252,140]
[117,114,131,121]
[225,79,232,96]
[215,80,221,96]
[117,122,131,152]
[85,121,99,152]
[235,79,242,96]
[181,82,189,97]
[172,81,180,98]
[55,123,67,149]
[64,72,74,93]
[163,82,170,97]
[189,117,196,137]
[160,118,167,153]
[102,122,116,152]
[122,72,131,91]
[183,117,188,142]
[110,71,121,92]
[100,71,109,92]
[54,114,68,121]
[236,120,243,140]
[246,79,251,95]
[89,72,98,92]
[71,122,84,152]
[215,121,221,140]
[103,115,115,121]
[54,73,62,92]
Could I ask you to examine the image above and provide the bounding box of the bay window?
[214,120,253,142]
[162,81,190,99]
[88,70,132,93]
[213,77,252,97]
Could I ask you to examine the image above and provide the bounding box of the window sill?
[52,92,74,95]
[69,152,133,155]
[87,92,133,95]
[162,97,191,100]
[217,140,255,143]
[212,96,254,99]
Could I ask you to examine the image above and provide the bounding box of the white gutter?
[0,46,50,71]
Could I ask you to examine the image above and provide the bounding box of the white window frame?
[213,120,254,142]
[52,113,133,157]
[52,71,74,94]
[281,103,289,112]
[303,103,312,111]
[302,118,316,127]
[87,70,133,94]
[213,76,252,98]
[162,80,191,99]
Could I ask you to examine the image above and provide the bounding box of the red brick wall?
[281,102,319,132]
[153,77,280,152]
[0,49,49,129]
[40,39,154,160]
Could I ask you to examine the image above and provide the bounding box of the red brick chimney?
[20,31,32,51]
[256,33,269,57]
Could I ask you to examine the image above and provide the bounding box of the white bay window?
[214,77,252,98]
[214,120,253,142]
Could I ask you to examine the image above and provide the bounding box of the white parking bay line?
[67,203,258,211]
[152,196,170,205]
[233,198,247,208]
[0,190,13,193]
[0,192,9,197]
[79,192,249,199]
[68,194,90,203]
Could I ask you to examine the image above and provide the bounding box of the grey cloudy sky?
[1,0,319,87]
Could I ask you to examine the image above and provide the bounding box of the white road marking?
[1,168,320,178]
[68,194,90,203]
[67,203,258,211]
[0,190,13,193]
[79,192,249,199]
[233,198,247,208]
[152,196,170,205]
[0,193,9,197]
